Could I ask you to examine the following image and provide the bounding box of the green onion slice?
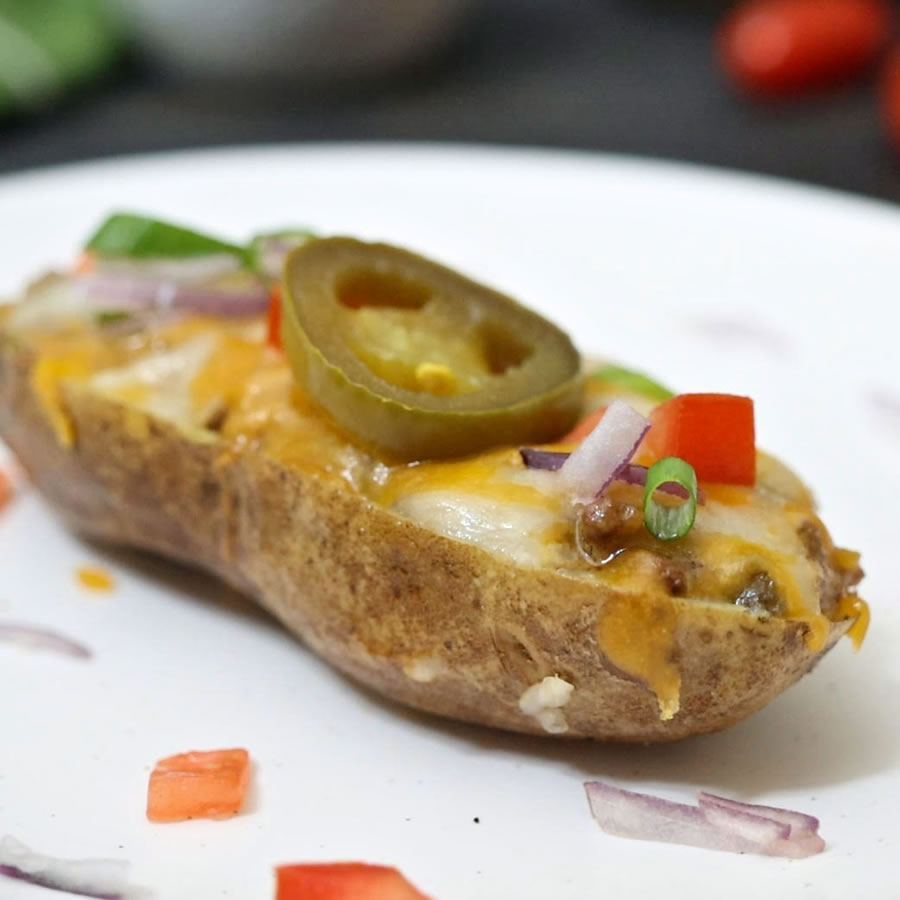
[85,213,246,261]
[590,363,674,402]
[643,456,698,541]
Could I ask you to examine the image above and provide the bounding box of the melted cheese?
[30,331,117,445]
[836,594,870,650]
[32,353,95,446]
[689,506,830,651]
[378,453,568,567]
[189,335,266,421]
[703,485,752,507]
[394,490,558,567]
[374,451,557,509]
[596,592,681,720]
[90,334,218,430]
[223,362,372,489]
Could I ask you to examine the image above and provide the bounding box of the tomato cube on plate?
[146,748,251,823]
[275,863,433,900]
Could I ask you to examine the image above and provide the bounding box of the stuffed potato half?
[0,223,865,742]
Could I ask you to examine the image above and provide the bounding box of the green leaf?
[85,213,247,261]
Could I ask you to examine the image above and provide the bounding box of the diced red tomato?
[643,393,756,486]
[267,284,283,350]
[718,0,893,96]
[881,44,900,149]
[147,748,251,823]
[275,863,433,900]
[560,406,607,444]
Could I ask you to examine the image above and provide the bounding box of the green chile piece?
[281,238,584,461]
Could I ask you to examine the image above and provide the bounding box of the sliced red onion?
[584,781,767,855]
[584,781,825,859]
[558,400,650,504]
[698,804,823,859]
[518,448,568,471]
[701,803,790,843]
[0,623,91,659]
[90,253,243,283]
[519,453,654,485]
[0,836,128,899]
[76,274,269,317]
[771,832,827,858]
[697,791,820,838]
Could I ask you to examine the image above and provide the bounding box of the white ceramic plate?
[1,145,897,899]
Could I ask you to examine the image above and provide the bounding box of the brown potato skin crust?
[0,339,851,742]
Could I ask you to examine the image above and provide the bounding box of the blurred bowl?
[114,0,476,81]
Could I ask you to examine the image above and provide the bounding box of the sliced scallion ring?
[590,364,674,402]
[643,456,698,541]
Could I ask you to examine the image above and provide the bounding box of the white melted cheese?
[89,334,218,429]
[692,499,818,613]
[393,490,557,568]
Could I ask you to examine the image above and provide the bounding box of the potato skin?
[0,338,851,742]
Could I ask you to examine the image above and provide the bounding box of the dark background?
[2,0,899,203]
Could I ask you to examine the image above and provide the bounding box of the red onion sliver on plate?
[697,791,820,837]
[559,400,650,504]
[584,781,825,859]
[584,781,771,856]
[700,803,790,843]
[704,807,826,859]
[0,623,92,659]
[771,832,827,858]
[76,274,269,317]
[0,836,128,899]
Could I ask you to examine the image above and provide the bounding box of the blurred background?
[1,0,899,200]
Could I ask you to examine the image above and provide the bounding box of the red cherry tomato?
[881,45,900,149]
[718,0,893,96]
